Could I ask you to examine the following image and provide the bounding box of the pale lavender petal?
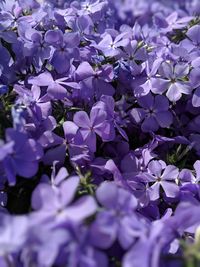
[74,111,91,128]
[159,62,173,79]
[190,68,200,88]
[54,167,69,186]
[60,176,80,206]
[31,184,59,211]
[161,181,179,198]
[98,34,113,48]
[176,82,191,95]
[138,80,151,96]
[47,83,67,100]
[75,62,94,81]
[96,182,118,209]
[149,182,160,201]
[174,64,189,79]
[90,108,106,127]
[31,85,41,101]
[29,72,54,86]
[63,121,79,141]
[166,84,182,102]
[123,239,150,267]
[148,160,163,177]
[161,165,179,180]
[151,78,168,94]
[59,196,97,222]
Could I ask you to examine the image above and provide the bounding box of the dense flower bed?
[1,0,200,266]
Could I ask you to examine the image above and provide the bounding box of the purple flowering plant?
[1,0,200,266]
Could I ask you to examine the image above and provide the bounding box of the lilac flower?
[31,166,97,223]
[14,84,52,120]
[18,23,52,70]
[73,107,114,152]
[75,14,94,38]
[132,58,163,97]
[142,160,180,200]
[153,62,191,102]
[0,129,43,185]
[44,29,80,73]
[63,121,79,147]
[94,95,128,140]
[130,93,173,132]
[80,0,107,18]
[123,40,147,72]
[29,71,79,100]
[0,0,22,30]
[182,25,200,53]
[75,62,115,98]
[62,120,92,164]
[155,12,193,33]
[89,182,148,250]
[96,33,129,57]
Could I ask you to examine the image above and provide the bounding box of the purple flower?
[18,24,52,70]
[96,33,129,57]
[80,0,107,17]
[75,62,115,99]
[161,12,193,32]
[44,29,80,73]
[130,93,173,132]
[133,58,163,97]
[143,160,179,200]
[0,0,22,30]
[94,95,128,140]
[14,84,52,120]
[28,72,79,100]
[154,62,191,102]
[89,182,148,250]
[73,107,114,152]
[181,25,200,53]
[123,40,147,73]
[0,129,43,185]
[31,165,97,223]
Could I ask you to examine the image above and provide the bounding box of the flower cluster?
[1,0,200,266]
